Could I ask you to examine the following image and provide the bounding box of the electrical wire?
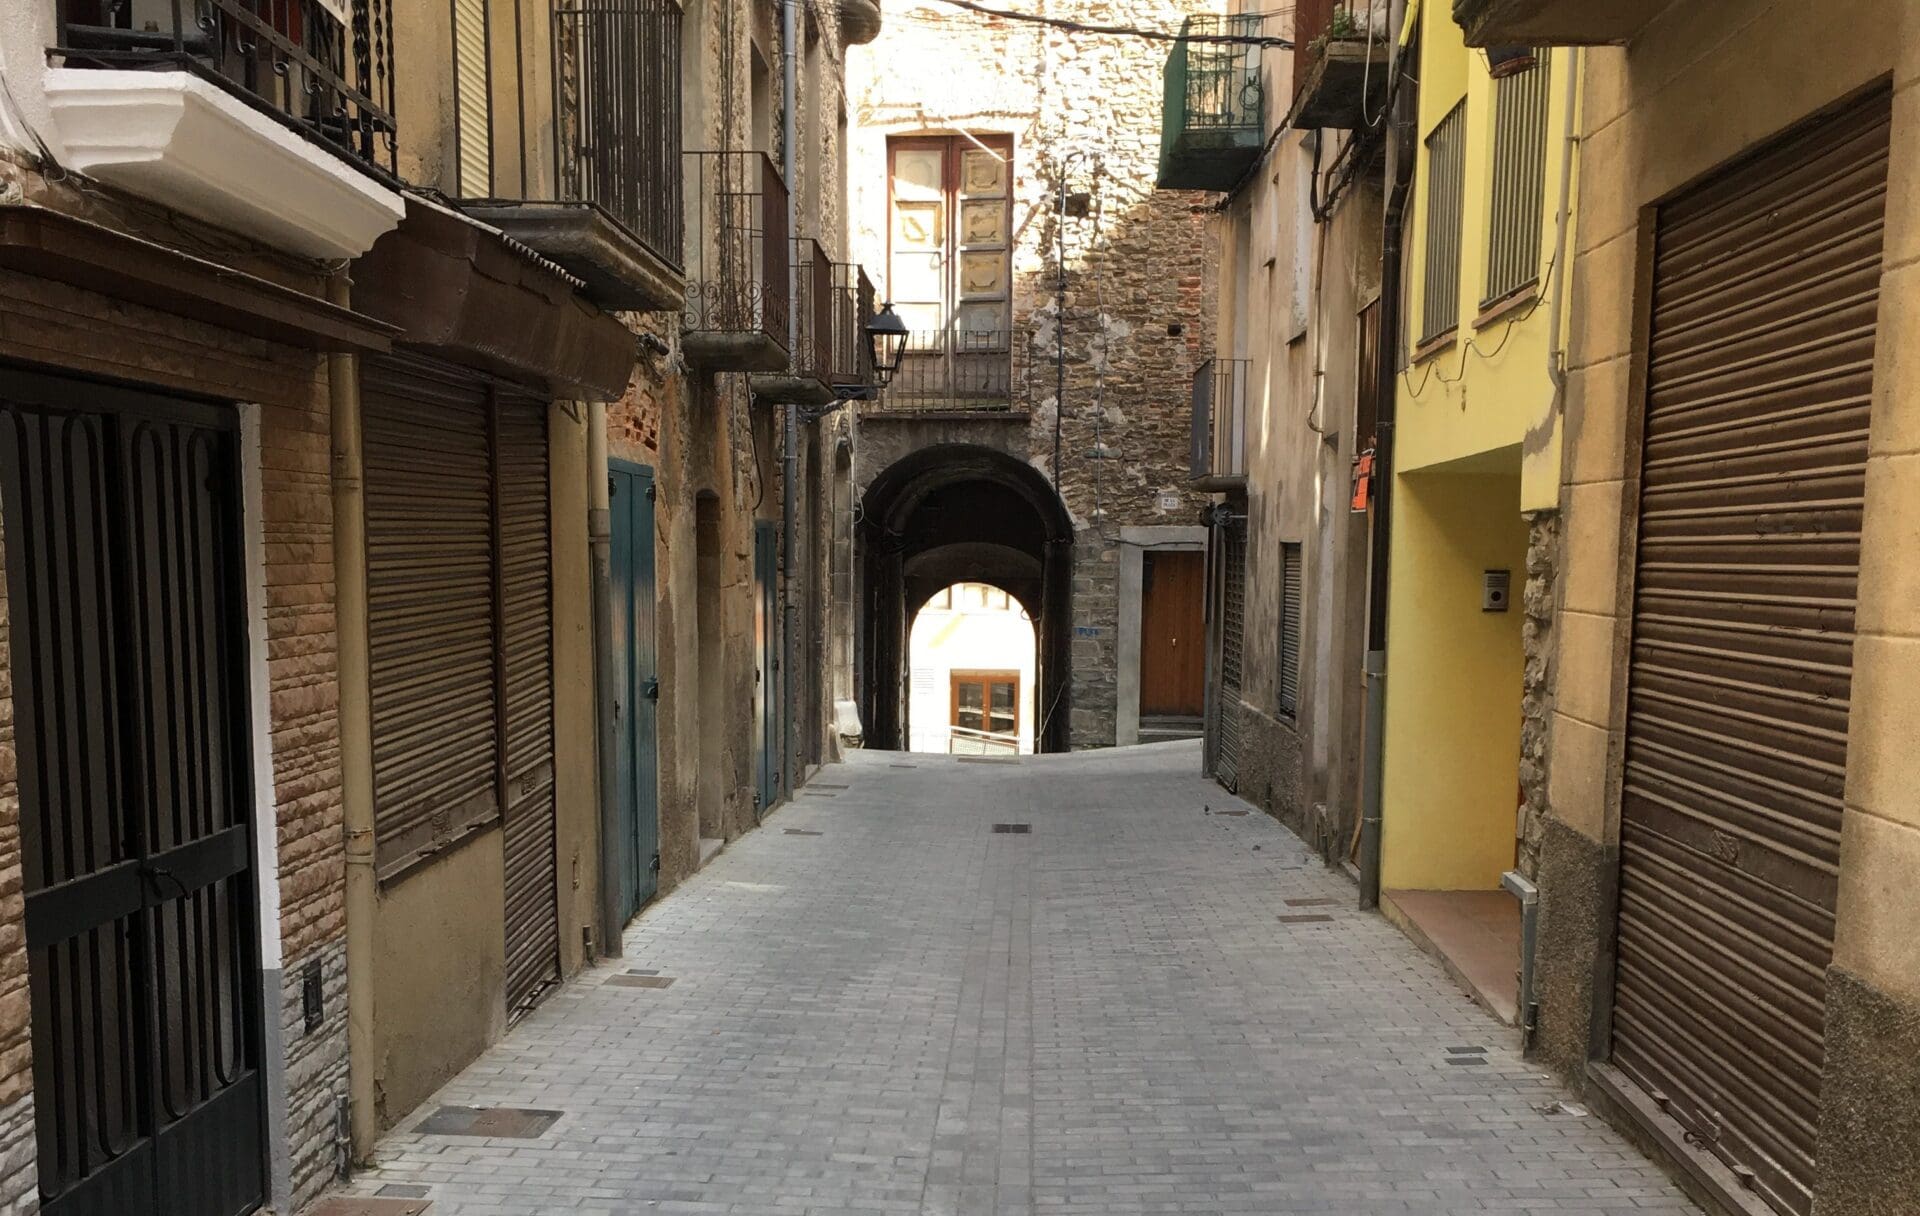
[1399,247,1560,398]
[927,0,1294,47]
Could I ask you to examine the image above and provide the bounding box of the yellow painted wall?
[1379,463,1529,891]
[1399,13,1579,511]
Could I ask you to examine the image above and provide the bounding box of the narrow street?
[341,744,1698,1216]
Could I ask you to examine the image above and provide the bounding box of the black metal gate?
[0,368,266,1216]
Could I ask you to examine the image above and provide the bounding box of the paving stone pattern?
[342,743,1698,1215]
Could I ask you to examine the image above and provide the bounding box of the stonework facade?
[847,0,1219,750]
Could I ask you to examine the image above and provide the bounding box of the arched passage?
[859,444,1073,752]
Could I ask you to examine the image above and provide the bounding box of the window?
[887,134,1015,404]
[1279,542,1302,718]
[1419,99,1467,346]
[952,671,1020,744]
[1484,55,1551,306]
[453,0,492,196]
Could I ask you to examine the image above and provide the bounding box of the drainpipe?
[1358,0,1415,911]
[589,398,621,956]
[781,0,800,808]
[1502,869,1540,1044]
[329,273,378,1160]
[1545,48,1580,396]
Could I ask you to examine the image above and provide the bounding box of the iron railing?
[684,150,790,350]
[873,329,1023,412]
[1156,13,1265,189]
[1191,358,1251,482]
[830,262,877,390]
[789,237,834,386]
[53,0,398,175]
[552,0,682,270]
[1483,54,1551,306]
[1420,100,1467,344]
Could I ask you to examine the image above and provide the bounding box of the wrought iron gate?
[0,370,266,1216]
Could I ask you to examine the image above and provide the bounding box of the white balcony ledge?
[43,68,404,260]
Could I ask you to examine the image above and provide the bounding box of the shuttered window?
[1419,99,1466,345]
[1612,88,1888,1216]
[1484,56,1550,306]
[1278,542,1302,719]
[453,0,493,197]
[1214,520,1248,788]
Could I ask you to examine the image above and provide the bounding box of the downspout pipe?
[1546,48,1580,396]
[329,274,378,1161]
[780,0,800,806]
[589,399,621,956]
[1358,0,1416,911]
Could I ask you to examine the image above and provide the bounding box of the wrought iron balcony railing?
[830,262,877,391]
[1290,0,1389,130]
[52,0,398,176]
[683,150,790,370]
[1191,358,1251,488]
[552,0,682,273]
[871,329,1023,413]
[748,237,833,405]
[1156,14,1265,191]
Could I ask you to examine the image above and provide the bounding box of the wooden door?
[1140,550,1205,716]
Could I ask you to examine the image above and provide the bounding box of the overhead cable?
[927,0,1294,47]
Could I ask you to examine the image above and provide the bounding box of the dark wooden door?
[610,462,660,919]
[1140,550,1205,716]
[0,370,266,1216]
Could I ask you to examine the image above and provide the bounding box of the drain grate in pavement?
[783,828,823,836]
[1277,914,1334,924]
[890,763,917,769]
[1285,898,1340,907]
[810,782,851,790]
[958,756,1018,765]
[1447,1045,1486,1055]
[377,1186,433,1200]
[992,823,1031,834]
[605,973,675,989]
[416,1105,561,1138]
[1213,809,1250,817]
[308,1199,432,1216]
[1446,1055,1490,1066]
[1445,1046,1488,1066]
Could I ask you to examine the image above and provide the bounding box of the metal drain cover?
[605,973,675,989]
[1277,914,1334,924]
[1285,898,1340,907]
[1213,809,1249,817]
[306,1200,432,1216]
[783,828,823,836]
[415,1105,561,1138]
[991,823,1031,834]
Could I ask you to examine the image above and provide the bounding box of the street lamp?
[866,301,909,388]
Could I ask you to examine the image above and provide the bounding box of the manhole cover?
[783,828,823,836]
[1285,898,1339,907]
[605,973,675,989]
[377,1186,432,1199]
[991,823,1031,834]
[1446,1056,1490,1066]
[1277,914,1334,924]
[307,1200,432,1216]
[415,1105,561,1138]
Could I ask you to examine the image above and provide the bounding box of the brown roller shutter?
[364,354,501,875]
[495,390,560,1013]
[1214,519,1247,790]
[1612,88,1888,1216]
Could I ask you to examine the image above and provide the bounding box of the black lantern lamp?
[866,301,909,388]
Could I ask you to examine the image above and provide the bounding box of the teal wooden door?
[611,463,660,918]
[754,522,780,813]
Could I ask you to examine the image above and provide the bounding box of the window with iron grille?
[1484,56,1551,306]
[1419,100,1467,345]
[1279,542,1303,719]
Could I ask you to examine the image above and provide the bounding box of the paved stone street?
[343,743,1698,1215]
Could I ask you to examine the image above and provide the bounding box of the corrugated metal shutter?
[1612,88,1888,1216]
[364,355,500,876]
[1215,520,1247,789]
[454,0,492,197]
[1279,541,1302,718]
[496,391,560,1013]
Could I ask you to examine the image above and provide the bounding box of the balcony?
[462,0,684,312]
[1190,358,1250,491]
[1289,0,1390,131]
[871,330,1023,414]
[830,262,878,395]
[45,0,404,259]
[749,238,834,406]
[1453,0,1669,46]
[1156,14,1266,191]
[682,151,790,371]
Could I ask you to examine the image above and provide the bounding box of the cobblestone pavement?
[340,742,1699,1215]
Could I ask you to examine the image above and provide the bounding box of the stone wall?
[1516,509,1558,882]
[847,0,1220,749]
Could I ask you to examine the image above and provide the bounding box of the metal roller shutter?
[1613,88,1888,1216]
[364,355,501,875]
[1215,520,1247,790]
[495,391,560,1013]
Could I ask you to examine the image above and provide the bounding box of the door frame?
[0,364,274,1216]
[1114,526,1206,746]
